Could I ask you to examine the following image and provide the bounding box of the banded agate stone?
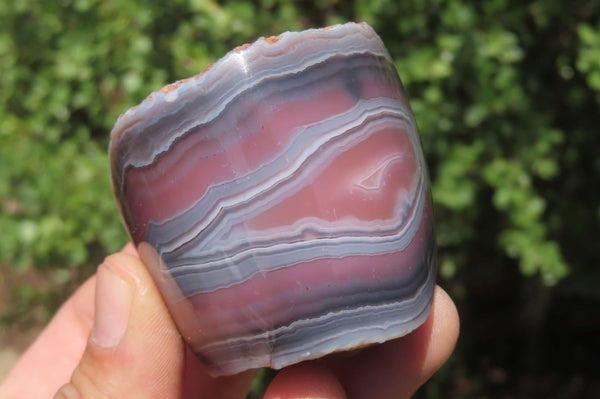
[109,22,436,376]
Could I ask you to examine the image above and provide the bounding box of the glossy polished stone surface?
[109,22,436,376]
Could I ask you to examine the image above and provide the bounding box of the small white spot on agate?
[164,89,179,102]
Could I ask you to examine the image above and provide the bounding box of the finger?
[49,251,255,399]
[121,242,139,257]
[46,252,182,398]
[263,363,347,399]
[326,285,459,398]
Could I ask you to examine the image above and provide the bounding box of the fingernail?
[90,263,133,348]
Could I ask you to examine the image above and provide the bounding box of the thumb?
[54,252,185,399]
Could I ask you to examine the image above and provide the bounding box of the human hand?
[0,244,459,399]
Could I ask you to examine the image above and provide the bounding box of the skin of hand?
[0,244,459,399]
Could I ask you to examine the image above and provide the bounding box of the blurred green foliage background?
[1,0,599,397]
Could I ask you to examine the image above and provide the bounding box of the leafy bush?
[1,0,599,397]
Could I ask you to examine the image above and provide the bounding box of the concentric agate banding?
[109,22,436,376]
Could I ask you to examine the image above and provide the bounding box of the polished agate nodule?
[109,22,435,376]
